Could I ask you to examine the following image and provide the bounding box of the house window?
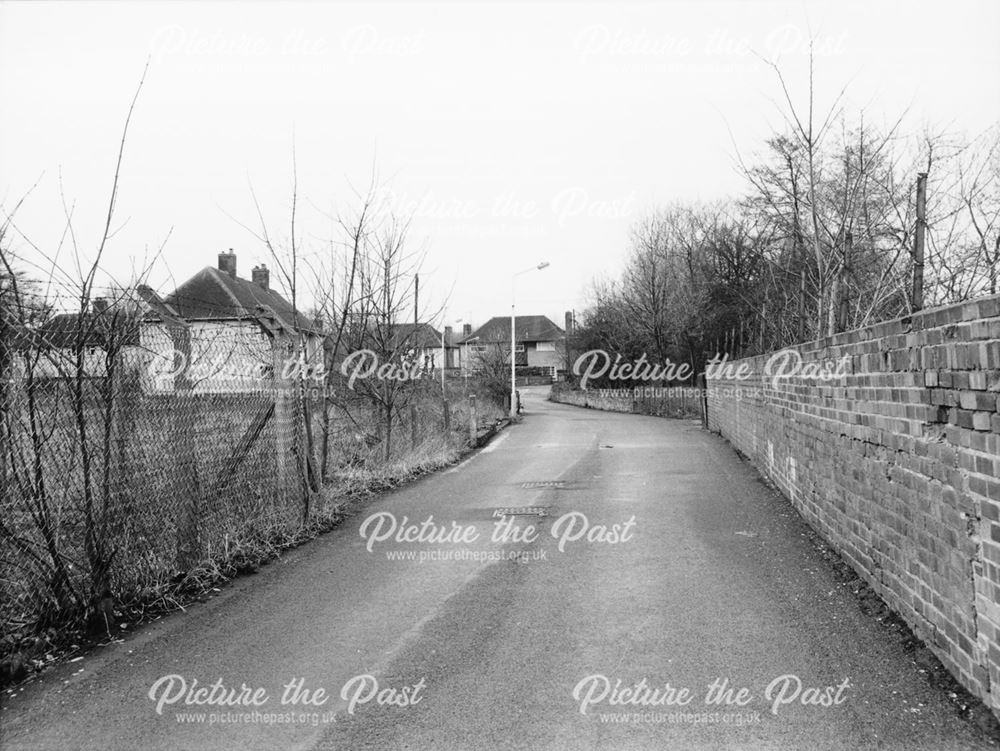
[536,342,556,351]
[470,344,488,354]
[513,344,524,353]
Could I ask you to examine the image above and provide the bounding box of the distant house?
[387,323,460,373]
[15,298,142,381]
[326,321,461,381]
[460,315,565,377]
[140,250,323,393]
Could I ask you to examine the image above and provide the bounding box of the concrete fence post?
[168,324,201,571]
[111,351,140,540]
[271,331,300,514]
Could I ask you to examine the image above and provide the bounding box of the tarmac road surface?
[2,386,996,750]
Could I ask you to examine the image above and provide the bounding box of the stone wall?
[550,384,703,419]
[707,295,1000,717]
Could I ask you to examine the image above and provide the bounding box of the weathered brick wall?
[707,295,1000,717]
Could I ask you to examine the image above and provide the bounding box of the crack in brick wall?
[707,294,1000,719]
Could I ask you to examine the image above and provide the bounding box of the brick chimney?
[252,264,270,291]
[218,249,237,278]
[462,323,472,337]
[444,325,453,344]
[565,310,575,333]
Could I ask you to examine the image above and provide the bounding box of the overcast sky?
[2,1,998,330]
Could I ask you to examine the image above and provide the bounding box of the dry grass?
[1,389,507,688]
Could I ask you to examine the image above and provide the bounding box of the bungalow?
[460,315,565,378]
[140,250,324,392]
[13,297,142,381]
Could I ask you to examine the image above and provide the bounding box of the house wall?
[15,347,111,380]
[460,344,481,372]
[141,321,324,394]
[460,341,564,372]
[706,294,1000,719]
[462,343,495,372]
[526,342,563,370]
[409,346,448,372]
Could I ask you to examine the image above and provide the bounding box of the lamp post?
[511,262,550,418]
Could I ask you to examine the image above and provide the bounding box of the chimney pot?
[462,323,472,337]
[218,250,237,278]
[252,264,270,291]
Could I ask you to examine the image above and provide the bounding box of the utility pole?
[912,172,928,312]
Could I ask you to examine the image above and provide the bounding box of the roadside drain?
[520,481,566,489]
[492,507,549,518]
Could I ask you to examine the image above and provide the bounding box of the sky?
[1,0,998,332]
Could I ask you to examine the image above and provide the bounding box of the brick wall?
[707,294,1000,718]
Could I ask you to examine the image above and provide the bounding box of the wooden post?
[912,172,928,312]
[699,372,708,430]
[410,403,418,450]
[469,393,477,446]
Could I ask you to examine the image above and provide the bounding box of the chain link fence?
[0,314,502,682]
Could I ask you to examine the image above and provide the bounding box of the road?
[1,386,996,750]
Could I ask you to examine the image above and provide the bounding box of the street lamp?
[511,262,550,418]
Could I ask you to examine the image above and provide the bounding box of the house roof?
[389,323,445,350]
[34,311,140,349]
[460,315,564,344]
[148,267,317,335]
